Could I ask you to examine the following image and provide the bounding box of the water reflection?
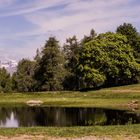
[0,107,139,127]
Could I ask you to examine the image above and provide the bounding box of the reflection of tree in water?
[105,110,140,125]
[0,107,13,125]
[0,107,140,127]
[0,107,42,127]
[13,107,70,127]
[77,108,107,126]
[14,107,39,126]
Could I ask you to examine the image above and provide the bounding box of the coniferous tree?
[0,68,12,93]
[12,59,36,92]
[63,36,80,90]
[34,37,65,91]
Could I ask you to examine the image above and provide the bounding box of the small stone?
[26,100,43,106]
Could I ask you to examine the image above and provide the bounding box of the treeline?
[1,23,140,93]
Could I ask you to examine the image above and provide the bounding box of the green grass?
[1,84,140,138]
[0,125,140,138]
[1,84,140,110]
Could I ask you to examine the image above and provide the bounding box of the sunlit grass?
[0,84,140,110]
[0,125,140,138]
[0,84,140,138]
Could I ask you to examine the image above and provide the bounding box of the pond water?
[0,106,139,127]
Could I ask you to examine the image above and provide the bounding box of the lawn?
[1,84,140,110]
[0,84,140,139]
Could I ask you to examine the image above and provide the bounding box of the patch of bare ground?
[0,135,139,140]
[105,89,140,93]
[0,135,45,140]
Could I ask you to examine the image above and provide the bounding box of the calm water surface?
[0,107,139,127]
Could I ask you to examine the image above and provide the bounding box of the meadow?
[0,84,140,139]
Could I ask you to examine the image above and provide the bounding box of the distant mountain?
[0,60,17,75]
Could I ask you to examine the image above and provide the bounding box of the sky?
[0,0,140,62]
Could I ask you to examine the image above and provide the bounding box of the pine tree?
[34,37,65,91]
[0,68,12,93]
[12,59,36,92]
[63,36,80,90]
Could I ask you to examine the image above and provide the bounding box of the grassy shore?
[0,125,140,137]
[0,84,140,139]
[0,83,140,110]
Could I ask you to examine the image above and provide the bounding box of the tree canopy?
[78,32,140,89]
[63,36,80,90]
[0,68,12,93]
[34,37,66,91]
[4,22,140,92]
[116,23,140,59]
[12,59,35,92]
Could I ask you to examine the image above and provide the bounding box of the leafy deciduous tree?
[78,32,140,89]
[116,23,140,59]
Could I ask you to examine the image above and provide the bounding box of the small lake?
[0,107,139,127]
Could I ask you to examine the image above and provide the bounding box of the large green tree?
[12,59,35,92]
[116,23,140,59]
[63,36,80,90]
[78,32,140,89]
[0,68,12,93]
[34,37,65,91]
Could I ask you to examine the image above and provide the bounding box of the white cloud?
[24,0,140,42]
[0,0,140,61]
[0,0,67,17]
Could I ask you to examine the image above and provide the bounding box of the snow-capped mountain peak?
[0,60,17,74]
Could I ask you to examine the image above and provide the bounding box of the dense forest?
[1,23,140,92]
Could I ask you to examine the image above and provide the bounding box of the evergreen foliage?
[63,36,80,90]
[3,23,140,92]
[0,68,12,93]
[12,59,35,92]
[34,37,66,91]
